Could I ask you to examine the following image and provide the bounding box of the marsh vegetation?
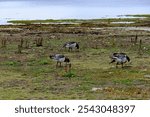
[0,15,150,99]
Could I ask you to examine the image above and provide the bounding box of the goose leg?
[121,63,124,68]
[68,47,71,52]
[70,47,73,52]
[116,63,119,68]
[56,61,58,68]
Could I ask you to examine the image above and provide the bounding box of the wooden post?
[135,34,138,44]
[138,39,142,56]
[36,38,43,47]
[25,40,29,49]
[64,65,68,72]
[64,63,72,73]
[1,39,7,47]
[68,63,71,72]
[18,45,22,53]
[20,38,24,48]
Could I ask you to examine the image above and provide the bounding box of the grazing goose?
[63,41,79,51]
[110,53,130,68]
[49,54,70,67]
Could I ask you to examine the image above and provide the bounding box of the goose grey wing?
[68,41,76,44]
[56,54,65,59]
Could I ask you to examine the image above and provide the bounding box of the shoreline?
[0,14,149,26]
[0,14,149,28]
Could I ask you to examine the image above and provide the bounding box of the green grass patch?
[62,71,76,78]
[1,61,22,66]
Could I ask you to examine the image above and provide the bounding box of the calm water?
[0,0,150,24]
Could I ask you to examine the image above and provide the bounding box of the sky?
[0,0,150,6]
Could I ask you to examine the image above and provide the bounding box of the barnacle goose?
[63,41,79,51]
[49,54,70,67]
[110,53,130,68]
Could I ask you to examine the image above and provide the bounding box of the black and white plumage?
[49,54,70,67]
[110,53,130,68]
[63,41,79,51]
